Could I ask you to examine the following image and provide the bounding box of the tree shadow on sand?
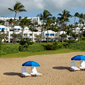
[52,66,73,72]
[3,72,23,77]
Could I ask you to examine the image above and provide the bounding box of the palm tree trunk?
[47,25,49,43]
[13,12,17,44]
[40,20,44,45]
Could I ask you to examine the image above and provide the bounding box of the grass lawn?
[1,48,83,58]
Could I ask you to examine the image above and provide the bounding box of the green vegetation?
[1,41,85,58]
[42,41,63,50]
[68,41,85,51]
[19,39,34,51]
[26,46,44,52]
[1,46,19,55]
[1,48,82,58]
[0,40,1,56]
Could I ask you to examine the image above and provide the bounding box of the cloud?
[0,0,85,16]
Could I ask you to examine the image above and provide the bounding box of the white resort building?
[0,17,83,43]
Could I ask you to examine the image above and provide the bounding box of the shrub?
[62,42,69,48]
[27,46,45,52]
[82,37,85,41]
[53,41,63,49]
[62,40,76,48]
[43,44,53,50]
[0,40,2,56]
[65,40,76,44]
[1,46,19,55]
[42,41,63,50]
[19,46,23,51]
[19,39,26,46]
[19,39,34,52]
[68,41,85,51]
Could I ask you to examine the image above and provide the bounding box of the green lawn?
[1,48,82,58]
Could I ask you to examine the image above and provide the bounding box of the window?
[24,34,28,36]
[50,33,54,36]
[29,34,32,36]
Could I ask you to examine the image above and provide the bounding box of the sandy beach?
[0,52,85,85]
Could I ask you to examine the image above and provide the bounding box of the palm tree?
[8,19,14,27]
[58,9,72,42]
[19,17,29,38]
[11,34,22,43]
[46,17,51,43]
[78,13,84,41]
[74,12,79,25]
[8,1,26,43]
[83,14,85,25]
[8,1,26,25]
[37,10,52,44]
[58,10,72,25]
[56,17,64,31]
[51,16,56,28]
[19,16,22,21]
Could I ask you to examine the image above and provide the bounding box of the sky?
[0,0,85,24]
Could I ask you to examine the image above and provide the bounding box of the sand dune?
[0,52,85,85]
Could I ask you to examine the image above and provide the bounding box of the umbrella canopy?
[71,55,85,60]
[22,61,40,67]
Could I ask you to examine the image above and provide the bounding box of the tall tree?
[74,12,79,25]
[19,17,30,38]
[8,1,26,43]
[51,16,56,30]
[58,10,72,25]
[78,13,84,41]
[37,10,52,45]
[8,19,14,27]
[58,9,72,41]
[46,17,51,43]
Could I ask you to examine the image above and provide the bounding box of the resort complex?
[1,1,85,85]
[0,16,85,43]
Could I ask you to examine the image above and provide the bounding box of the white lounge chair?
[70,61,80,71]
[30,67,42,76]
[80,61,85,69]
[21,67,31,76]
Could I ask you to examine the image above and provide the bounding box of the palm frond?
[18,9,26,12]
[14,2,21,10]
[8,8,14,11]
[18,5,24,9]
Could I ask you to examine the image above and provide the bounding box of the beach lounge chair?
[21,67,31,76]
[70,61,80,71]
[80,61,85,69]
[30,67,42,76]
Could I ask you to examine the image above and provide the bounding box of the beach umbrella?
[71,55,85,60]
[22,61,40,67]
